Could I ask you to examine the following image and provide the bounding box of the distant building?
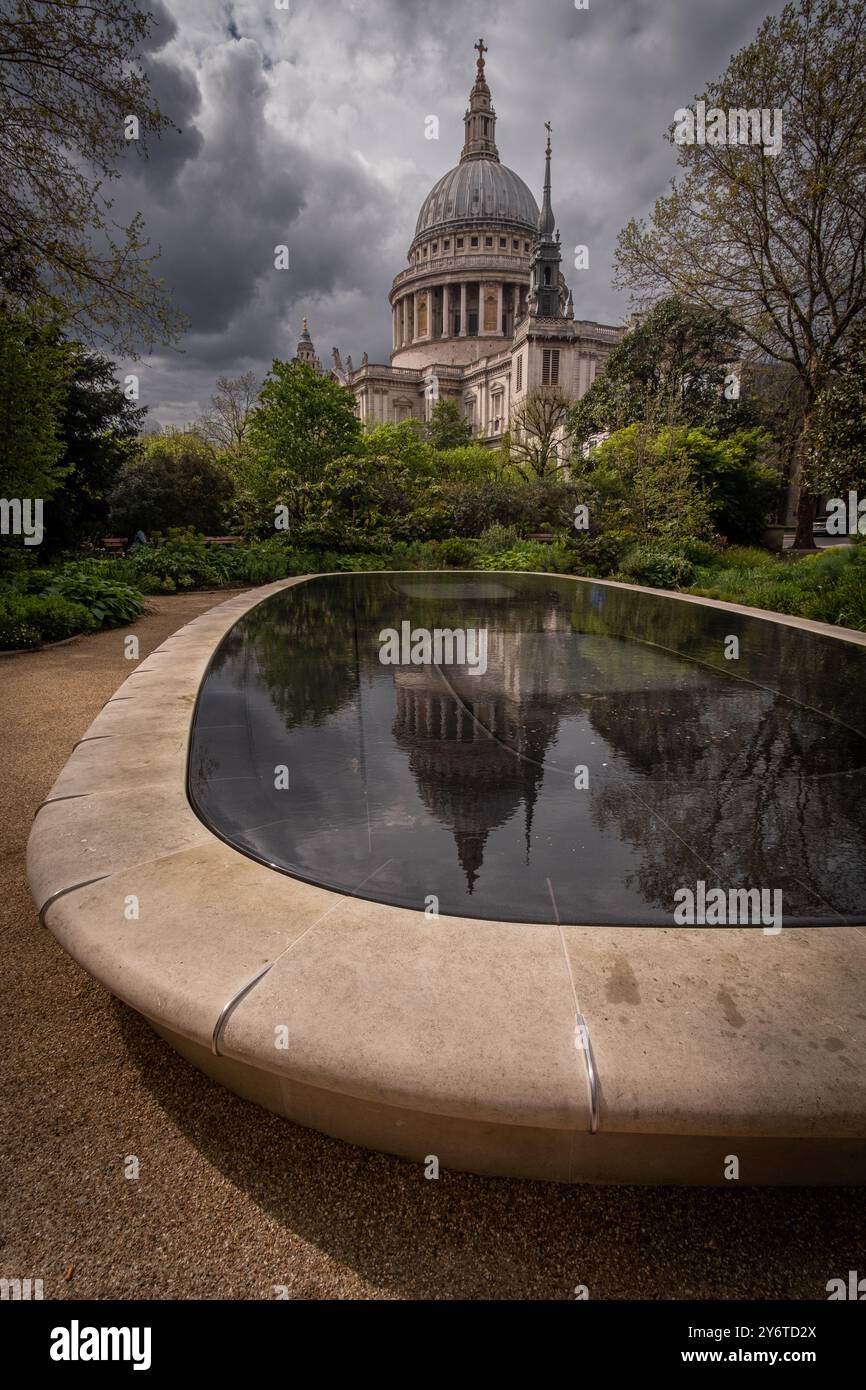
[298,41,623,446]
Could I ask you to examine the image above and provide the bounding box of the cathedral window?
[444,239,450,250]
[524,241,530,251]
[471,236,479,247]
[512,239,518,250]
[499,237,506,248]
[485,236,493,247]
[457,237,464,248]
[432,242,438,253]
[542,349,560,386]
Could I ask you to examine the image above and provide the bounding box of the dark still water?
[188,572,866,925]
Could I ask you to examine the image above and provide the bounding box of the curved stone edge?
[24,572,866,1183]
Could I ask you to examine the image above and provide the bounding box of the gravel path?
[1,592,863,1301]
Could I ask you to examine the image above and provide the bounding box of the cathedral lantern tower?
[461,38,499,162]
[294,318,317,366]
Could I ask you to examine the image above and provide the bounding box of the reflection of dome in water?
[392,675,560,892]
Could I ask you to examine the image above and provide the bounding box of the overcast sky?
[117,0,787,428]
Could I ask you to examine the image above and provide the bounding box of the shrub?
[715,544,777,570]
[437,537,480,567]
[47,570,144,628]
[0,592,95,649]
[478,523,520,551]
[122,529,223,591]
[108,434,235,536]
[475,540,552,571]
[618,545,696,589]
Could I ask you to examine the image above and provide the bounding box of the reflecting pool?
[188,572,866,925]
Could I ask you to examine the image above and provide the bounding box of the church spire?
[460,38,499,162]
[537,122,555,238]
[529,124,564,320]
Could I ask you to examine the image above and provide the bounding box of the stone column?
[459,282,467,336]
[513,284,520,328]
[392,305,398,352]
[401,297,409,347]
[442,284,450,339]
[412,290,419,343]
[497,282,504,336]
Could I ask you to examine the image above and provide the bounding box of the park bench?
[102,536,128,555]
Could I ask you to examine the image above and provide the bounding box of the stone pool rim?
[25,572,866,1185]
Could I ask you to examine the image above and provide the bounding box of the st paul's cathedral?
[297,41,623,443]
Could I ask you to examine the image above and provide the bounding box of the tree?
[614,0,866,546]
[508,387,575,480]
[108,433,234,535]
[810,322,866,491]
[196,372,258,451]
[570,298,755,444]
[44,345,145,551]
[0,307,70,500]
[0,0,186,352]
[671,426,780,543]
[244,362,362,529]
[573,425,713,544]
[425,399,473,449]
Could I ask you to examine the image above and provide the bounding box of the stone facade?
[335,41,623,449]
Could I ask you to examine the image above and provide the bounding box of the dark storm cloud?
[116,0,788,427]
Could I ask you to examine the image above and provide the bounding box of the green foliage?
[424,398,474,449]
[436,537,479,567]
[577,424,713,543]
[688,542,866,631]
[0,591,94,649]
[108,435,235,537]
[680,427,780,543]
[0,307,70,500]
[810,321,866,492]
[120,528,226,591]
[46,569,143,627]
[242,362,362,533]
[569,297,753,444]
[618,544,696,589]
[44,343,145,552]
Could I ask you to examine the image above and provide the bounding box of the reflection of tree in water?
[210,578,395,730]
[587,675,866,920]
[197,573,866,920]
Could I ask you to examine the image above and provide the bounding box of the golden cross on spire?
[475,37,487,66]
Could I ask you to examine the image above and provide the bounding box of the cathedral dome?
[414,159,539,240]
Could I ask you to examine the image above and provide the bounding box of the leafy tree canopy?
[0,306,70,500]
[108,432,234,536]
[613,0,866,545]
[0,0,187,352]
[570,297,756,443]
[424,398,474,450]
[811,322,866,492]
